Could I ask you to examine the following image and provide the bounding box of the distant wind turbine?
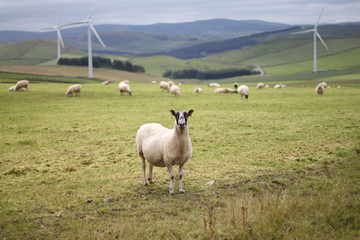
[292,8,329,73]
[42,21,65,60]
[64,0,106,78]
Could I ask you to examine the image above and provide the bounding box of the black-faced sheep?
[237,85,249,99]
[316,83,324,96]
[136,109,194,194]
[118,82,132,96]
[194,87,202,93]
[66,84,82,97]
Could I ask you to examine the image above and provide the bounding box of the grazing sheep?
[265,85,270,88]
[194,87,202,93]
[316,83,324,96]
[168,81,175,87]
[320,82,327,88]
[15,80,29,91]
[281,84,286,88]
[256,82,265,89]
[8,86,16,91]
[274,84,281,89]
[160,81,170,91]
[136,109,194,194]
[121,80,130,84]
[208,83,220,87]
[237,85,249,99]
[118,82,132,96]
[234,82,239,89]
[170,85,181,96]
[151,81,157,84]
[102,80,110,85]
[65,84,82,97]
[214,88,237,93]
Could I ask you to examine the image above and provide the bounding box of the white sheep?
[194,87,202,93]
[151,81,157,84]
[168,81,175,87]
[214,88,237,93]
[320,82,327,88]
[65,84,82,97]
[256,82,265,89]
[237,85,249,99]
[274,84,281,89]
[121,80,130,84]
[170,85,180,96]
[316,83,324,96]
[15,80,29,91]
[118,82,132,96]
[159,81,170,91]
[136,109,194,194]
[102,80,110,85]
[281,84,286,88]
[208,83,220,87]
[265,85,270,88]
[8,86,16,91]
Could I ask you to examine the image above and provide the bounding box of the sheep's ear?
[170,109,176,117]
[188,110,194,117]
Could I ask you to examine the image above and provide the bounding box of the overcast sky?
[0,0,359,31]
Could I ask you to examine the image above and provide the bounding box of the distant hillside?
[0,39,85,66]
[0,19,290,44]
[163,24,360,59]
[63,31,212,55]
[94,19,290,39]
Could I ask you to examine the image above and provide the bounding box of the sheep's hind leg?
[178,163,185,193]
[148,164,154,184]
[167,164,175,195]
[141,157,148,186]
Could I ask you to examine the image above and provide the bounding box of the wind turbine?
[64,0,106,78]
[42,21,65,60]
[292,8,329,73]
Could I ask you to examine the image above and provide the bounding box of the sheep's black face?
[170,109,194,129]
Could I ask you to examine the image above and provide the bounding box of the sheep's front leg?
[178,163,185,193]
[167,164,175,195]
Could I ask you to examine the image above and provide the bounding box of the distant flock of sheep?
[8,79,337,98]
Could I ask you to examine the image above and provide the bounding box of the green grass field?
[1,81,359,239]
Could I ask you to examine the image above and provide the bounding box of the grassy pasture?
[0,81,359,239]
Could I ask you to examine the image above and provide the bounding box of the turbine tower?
[42,22,65,60]
[64,0,105,78]
[292,8,329,73]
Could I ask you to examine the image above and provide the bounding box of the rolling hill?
[0,39,85,66]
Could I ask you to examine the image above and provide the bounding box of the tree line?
[57,57,145,73]
[163,68,258,80]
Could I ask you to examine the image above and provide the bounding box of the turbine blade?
[88,0,97,19]
[315,7,325,28]
[316,32,328,50]
[89,23,105,47]
[61,21,88,28]
[41,27,56,31]
[291,29,315,34]
[57,29,65,48]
